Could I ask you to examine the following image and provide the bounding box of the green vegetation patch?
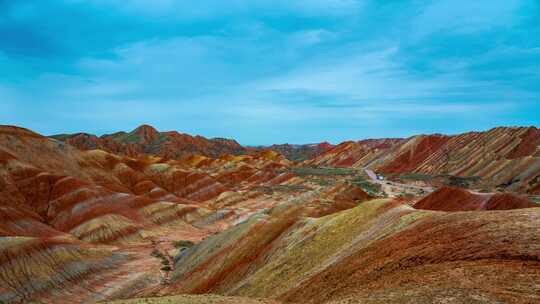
[123,132,142,144]
[447,175,482,188]
[393,173,482,189]
[151,249,171,273]
[397,173,434,181]
[290,167,358,177]
[173,240,195,249]
[309,178,336,186]
[151,249,165,259]
[251,184,310,194]
[350,176,384,197]
[160,265,171,272]
[529,196,540,204]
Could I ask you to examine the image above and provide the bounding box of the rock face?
[307,127,540,192]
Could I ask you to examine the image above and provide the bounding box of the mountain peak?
[132,124,158,134]
[130,124,159,142]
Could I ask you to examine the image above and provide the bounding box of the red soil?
[0,206,63,237]
[132,124,160,143]
[507,127,540,159]
[529,181,540,195]
[280,208,540,304]
[415,186,538,211]
[379,135,450,173]
[357,138,405,150]
[0,148,16,164]
[316,142,334,151]
[484,192,538,210]
[414,186,486,211]
[306,139,405,168]
[0,125,44,138]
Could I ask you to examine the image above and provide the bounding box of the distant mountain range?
[51,124,245,159]
[51,124,540,194]
[51,124,335,162]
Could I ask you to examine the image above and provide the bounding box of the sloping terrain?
[305,139,405,168]
[307,127,540,192]
[0,126,214,302]
[415,186,538,211]
[0,125,369,303]
[53,125,540,193]
[0,236,130,303]
[255,142,334,162]
[1,124,539,303]
[53,125,335,162]
[105,294,280,304]
[166,199,540,304]
[52,124,246,159]
[279,202,540,304]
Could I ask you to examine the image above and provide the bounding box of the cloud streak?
[0,0,539,144]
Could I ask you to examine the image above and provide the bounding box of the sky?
[1,0,539,145]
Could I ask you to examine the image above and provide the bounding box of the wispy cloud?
[412,0,522,39]
[0,0,539,144]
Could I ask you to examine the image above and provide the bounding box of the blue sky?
[1,0,539,145]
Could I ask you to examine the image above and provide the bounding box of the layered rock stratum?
[306,126,540,193]
[52,125,336,163]
[52,124,246,160]
[0,124,539,304]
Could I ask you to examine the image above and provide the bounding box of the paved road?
[365,169,378,181]
[364,169,433,193]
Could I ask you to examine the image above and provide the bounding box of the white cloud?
[249,47,432,100]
